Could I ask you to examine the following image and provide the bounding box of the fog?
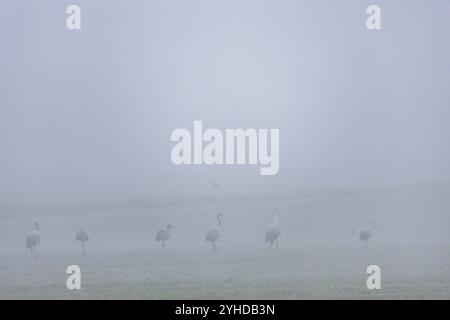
[0,0,449,299]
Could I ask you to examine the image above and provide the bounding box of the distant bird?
[265,208,282,248]
[76,228,89,255]
[212,182,221,191]
[156,224,175,249]
[205,213,223,251]
[26,222,40,259]
[359,222,373,249]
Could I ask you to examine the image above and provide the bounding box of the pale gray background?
[1,1,449,204]
[0,2,450,298]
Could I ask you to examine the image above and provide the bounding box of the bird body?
[205,214,223,251]
[26,231,40,249]
[26,222,40,259]
[156,224,174,248]
[76,228,89,255]
[76,228,89,242]
[156,229,170,242]
[205,227,221,243]
[265,224,282,246]
[265,208,281,248]
[359,222,373,249]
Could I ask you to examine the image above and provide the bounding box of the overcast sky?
[1,0,449,205]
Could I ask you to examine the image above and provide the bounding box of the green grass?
[1,246,449,299]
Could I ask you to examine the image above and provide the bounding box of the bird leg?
[82,241,85,256]
[162,241,166,249]
[212,242,217,251]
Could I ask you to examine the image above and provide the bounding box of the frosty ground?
[1,246,449,299]
[0,190,449,299]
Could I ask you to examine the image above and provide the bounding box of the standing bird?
[265,208,282,248]
[156,224,175,249]
[76,228,89,255]
[205,213,223,251]
[26,222,40,259]
[359,222,373,249]
[212,181,220,191]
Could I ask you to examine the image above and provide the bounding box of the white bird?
[156,224,175,249]
[76,228,89,255]
[205,213,223,251]
[265,208,281,248]
[26,222,40,259]
[359,222,373,249]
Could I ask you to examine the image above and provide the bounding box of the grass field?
[1,190,449,299]
[1,245,449,299]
